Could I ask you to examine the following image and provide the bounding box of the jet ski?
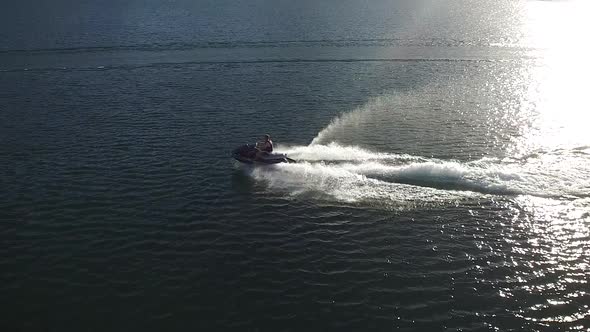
[232,144,296,165]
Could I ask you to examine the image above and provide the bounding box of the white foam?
[243,144,527,205]
[244,141,590,205]
[276,143,420,162]
[328,160,522,196]
[249,160,468,206]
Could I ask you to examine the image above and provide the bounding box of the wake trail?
[246,144,589,204]
[277,142,424,162]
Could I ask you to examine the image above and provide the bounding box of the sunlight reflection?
[502,3,590,319]
[517,0,590,151]
[473,0,590,323]
[505,194,590,325]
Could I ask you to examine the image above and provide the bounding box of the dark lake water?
[2,0,589,331]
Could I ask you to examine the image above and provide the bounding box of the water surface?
[2,0,589,331]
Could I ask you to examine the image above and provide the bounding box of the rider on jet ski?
[255,134,273,159]
[231,134,294,164]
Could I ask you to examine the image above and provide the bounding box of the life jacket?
[262,140,273,152]
[257,140,273,152]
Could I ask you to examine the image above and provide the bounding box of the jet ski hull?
[232,144,295,165]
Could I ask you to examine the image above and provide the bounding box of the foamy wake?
[276,142,423,162]
[240,144,559,207]
[240,143,590,207]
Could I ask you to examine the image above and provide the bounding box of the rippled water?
[2,0,590,331]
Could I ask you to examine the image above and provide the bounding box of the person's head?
[263,134,271,141]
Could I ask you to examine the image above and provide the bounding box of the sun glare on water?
[518,0,590,151]
[504,2,590,326]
